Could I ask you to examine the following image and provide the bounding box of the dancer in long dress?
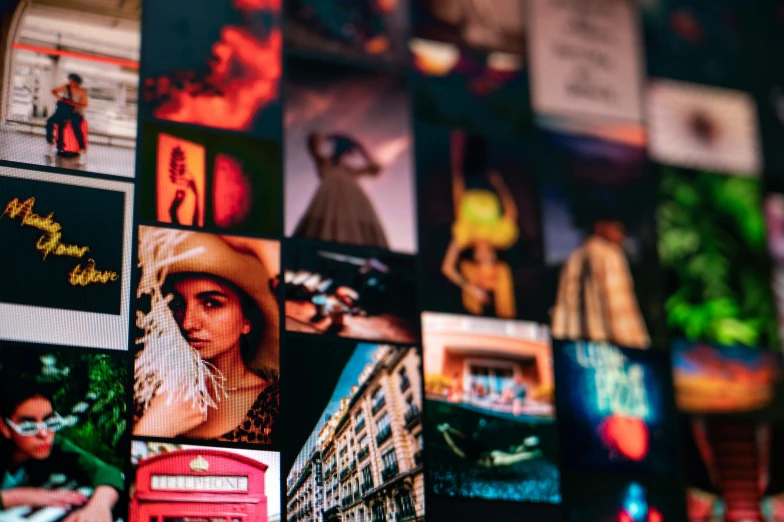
[293,131,389,249]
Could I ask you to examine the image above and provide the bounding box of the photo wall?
[1,0,784,521]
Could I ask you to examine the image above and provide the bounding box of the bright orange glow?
[56,119,89,153]
[213,154,252,228]
[149,26,281,132]
[12,43,139,69]
[156,134,206,227]
[600,414,649,461]
[234,0,281,9]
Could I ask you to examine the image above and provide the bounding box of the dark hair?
[462,134,488,179]
[67,73,83,85]
[331,135,358,166]
[0,375,54,419]
[163,272,264,365]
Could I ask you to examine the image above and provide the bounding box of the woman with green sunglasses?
[0,377,123,522]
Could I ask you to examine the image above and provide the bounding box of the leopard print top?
[217,383,279,445]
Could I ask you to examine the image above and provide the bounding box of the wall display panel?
[284,55,416,254]
[647,80,762,175]
[408,40,531,138]
[553,340,680,478]
[0,1,139,178]
[416,124,547,322]
[139,0,281,139]
[766,193,784,351]
[283,339,425,522]
[129,441,280,522]
[529,0,645,123]
[681,419,784,522]
[538,130,664,350]
[0,343,129,521]
[132,226,280,445]
[0,166,133,350]
[657,167,779,349]
[285,0,410,67]
[138,123,282,236]
[283,240,418,344]
[422,312,560,504]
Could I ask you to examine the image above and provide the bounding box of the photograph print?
[283,240,418,344]
[284,55,416,254]
[422,312,560,504]
[0,167,133,350]
[553,340,680,478]
[285,339,425,522]
[140,0,281,138]
[539,130,664,350]
[138,123,281,237]
[0,343,128,522]
[0,0,139,177]
[132,226,280,445]
[416,124,547,323]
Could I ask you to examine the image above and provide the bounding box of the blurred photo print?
[540,131,662,349]
[0,343,128,522]
[422,313,560,504]
[129,441,280,522]
[140,0,281,138]
[411,0,526,55]
[647,80,762,175]
[658,168,778,349]
[139,123,281,237]
[283,241,418,344]
[0,1,139,177]
[285,0,409,66]
[409,40,531,137]
[0,167,133,350]
[417,124,547,322]
[285,56,416,254]
[553,340,679,478]
[133,226,280,445]
[285,341,425,522]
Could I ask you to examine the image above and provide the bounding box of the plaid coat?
[551,236,650,349]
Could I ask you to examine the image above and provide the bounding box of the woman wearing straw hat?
[133,229,279,444]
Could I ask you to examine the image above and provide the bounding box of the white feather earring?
[134,227,228,417]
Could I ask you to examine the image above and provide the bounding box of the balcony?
[361,481,374,495]
[395,508,418,522]
[381,463,400,483]
[371,397,386,415]
[354,419,366,433]
[413,451,422,466]
[372,514,386,522]
[404,405,421,430]
[339,468,350,482]
[375,426,392,445]
[400,376,411,393]
[357,447,370,461]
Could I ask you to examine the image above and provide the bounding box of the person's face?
[0,396,56,461]
[67,79,78,88]
[169,276,251,360]
[595,220,626,246]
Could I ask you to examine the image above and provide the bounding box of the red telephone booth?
[130,449,269,522]
[53,118,89,155]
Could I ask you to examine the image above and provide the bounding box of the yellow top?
[452,189,519,249]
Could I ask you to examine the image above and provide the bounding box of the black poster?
[0,175,125,315]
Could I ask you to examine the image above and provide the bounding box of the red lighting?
[648,507,663,522]
[600,414,650,461]
[213,153,252,228]
[619,510,633,522]
[12,43,139,69]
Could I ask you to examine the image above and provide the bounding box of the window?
[372,502,386,522]
[465,360,517,399]
[396,491,415,516]
[399,367,411,392]
[376,413,390,432]
[359,434,368,449]
[371,387,386,413]
[362,465,373,489]
[382,449,398,468]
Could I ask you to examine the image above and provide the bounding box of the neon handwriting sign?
[574,341,649,419]
[2,197,119,287]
